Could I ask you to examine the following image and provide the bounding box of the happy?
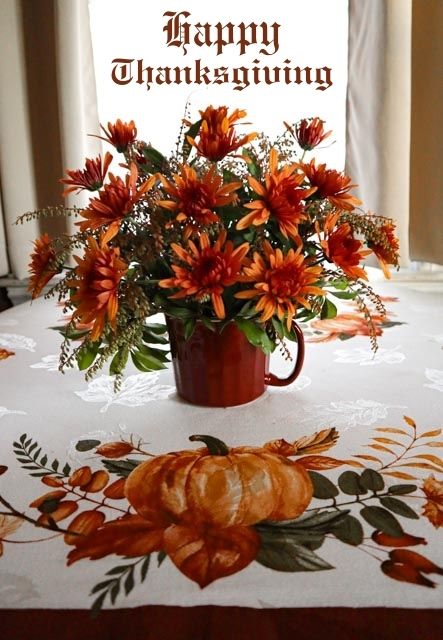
[163,11,281,56]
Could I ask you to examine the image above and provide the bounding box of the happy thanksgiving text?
[111,10,333,92]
